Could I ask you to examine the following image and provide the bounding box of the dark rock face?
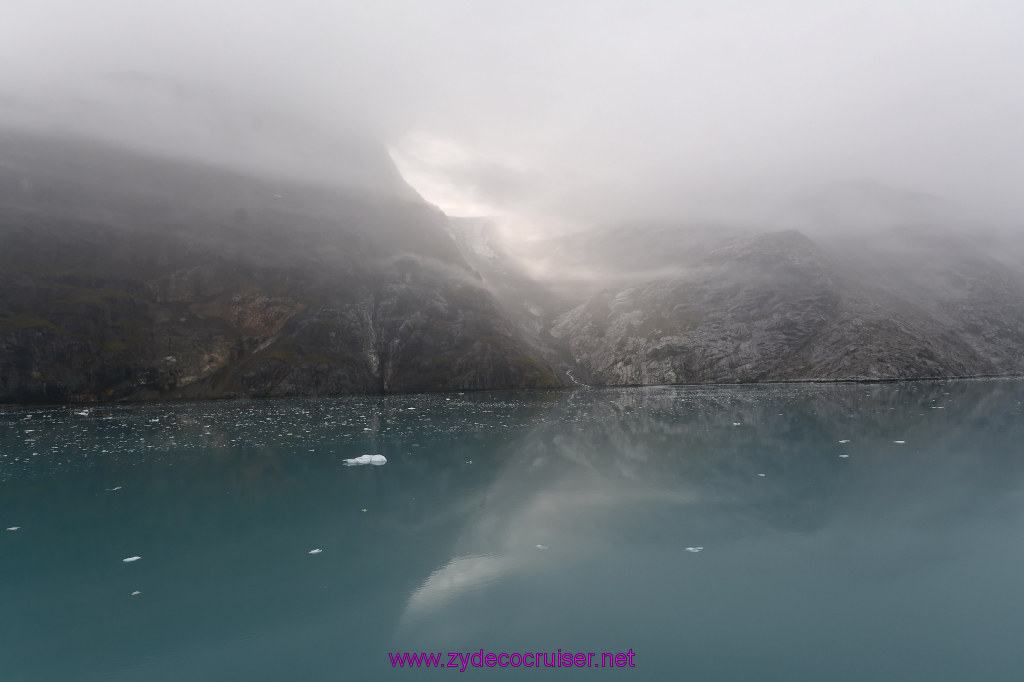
[0,132,558,403]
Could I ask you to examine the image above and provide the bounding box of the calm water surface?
[2,380,1024,680]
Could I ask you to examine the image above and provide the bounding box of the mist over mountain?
[2,1,1023,402]
[0,130,558,403]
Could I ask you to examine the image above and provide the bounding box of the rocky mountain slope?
[0,130,558,403]
[3,127,1023,404]
[546,225,1024,384]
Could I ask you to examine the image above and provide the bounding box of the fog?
[3,0,1023,242]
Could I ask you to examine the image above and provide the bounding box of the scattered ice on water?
[131,591,141,596]
[6,526,20,531]
[309,549,323,554]
[123,556,141,562]
[686,547,703,553]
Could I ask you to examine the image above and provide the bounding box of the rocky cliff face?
[548,227,1024,384]
[0,131,558,403]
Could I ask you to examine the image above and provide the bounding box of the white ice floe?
[893,440,906,444]
[106,486,122,491]
[732,422,741,426]
[838,439,850,444]
[131,591,141,596]
[686,547,703,553]
[343,454,387,466]
[309,549,323,554]
[74,409,90,416]
[361,508,368,512]
[757,473,766,477]
[123,556,141,562]
[838,454,850,458]
[6,526,20,531]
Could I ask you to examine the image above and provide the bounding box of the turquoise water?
[2,380,1024,680]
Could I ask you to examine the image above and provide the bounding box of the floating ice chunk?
[106,486,122,491]
[131,591,141,596]
[308,549,323,555]
[343,454,387,466]
[123,556,141,562]
[893,440,906,444]
[466,460,473,464]
[535,544,549,550]
[75,409,90,416]
[361,508,367,512]
[838,454,850,458]
[6,526,20,531]
[732,422,741,426]
[838,439,850,444]
[686,547,703,553]
[757,473,766,477]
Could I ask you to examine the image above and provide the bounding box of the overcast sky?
[2,0,1022,236]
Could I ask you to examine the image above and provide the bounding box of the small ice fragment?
[466,460,473,464]
[75,409,90,416]
[838,454,850,459]
[131,591,141,596]
[106,486,122,491]
[123,556,141,562]
[363,427,373,431]
[686,547,703,553]
[361,508,367,512]
[732,422,741,426]
[536,544,549,550]
[343,454,387,466]
[407,407,415,410]
[308,549,323,555]
[893,440,906,444]
[6,526,20,531]
[838,439,850,444]
[757,473,766,477]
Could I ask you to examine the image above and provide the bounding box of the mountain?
[3,126,1022,404]
[0,130,559,403]
[546,225,1024,384]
